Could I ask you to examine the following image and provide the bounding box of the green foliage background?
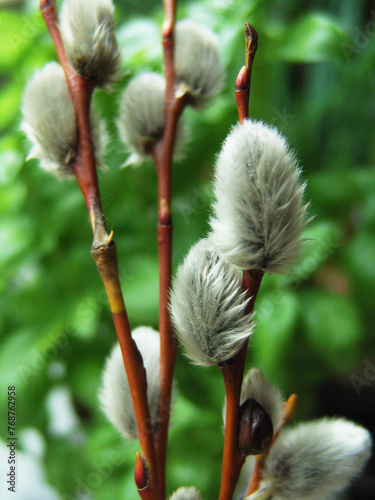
[0,0,374,498]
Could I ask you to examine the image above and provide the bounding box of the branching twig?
[40,2,161,498]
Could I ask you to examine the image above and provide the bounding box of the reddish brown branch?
[40,2,161,498]
[152,1,189,492]
[219,31,262,492]
[91,244,161,500]
[40,0,107,246]
[219,347,248,500]
[246,457,263,497]
[218,271,264,500]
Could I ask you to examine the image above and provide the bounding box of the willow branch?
[152,2,190,495]
[218,271,264,500]
[40,2,160,498]
[219,23,261,495]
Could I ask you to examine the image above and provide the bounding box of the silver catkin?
[22,62,108,178]
[21,62,77,178]
[210,119,308,274]
[174,19,223,107]
[117,72,166,165]
[170,237,254,367]
[60,0,120,87]
[254,418,372,500]
[99,326,160,439]
[169,487,203,500]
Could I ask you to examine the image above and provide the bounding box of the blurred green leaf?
[268,13,345,63]
[301,290,362,372]
[289,220,342,283]
[0,10,44,69]
[253,291,300,383]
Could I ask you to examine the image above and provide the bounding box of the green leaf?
[301,290,362,372]
[0,216,33,266]
[0,150,23,185]
[343,230,375,311]
[288,221,342,283]
[0,80,23,132]
[116,19,162,68]
[268,13,345,63]
[253,291,300,382]
[0,11,44,69]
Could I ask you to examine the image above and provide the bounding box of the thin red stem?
[40,0,107,245]
[152,2,190,497]
[40,2,161,497]
[246,458,263,497]
[218,271,264,500]
[219,348,248,500]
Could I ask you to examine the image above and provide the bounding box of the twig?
[219,348,247,500]
[218,23,261,497]
[40,2,160,498]
[235,23,258,124]
[151,1,191,497]
[218,271,264,500]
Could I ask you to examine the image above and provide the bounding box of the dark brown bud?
[238,398,273,457]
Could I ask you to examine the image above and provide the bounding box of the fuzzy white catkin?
[117,72,167,165]
[170,237,254,367]
[253,418,372,500]
[169,487,202,500]
[60,0,120,86]
[240,368,284,430]
[21,62,77,177]
[210,119,308,274]
[22,63,108,177]
[174,19,222,107]
[99,326,160,439]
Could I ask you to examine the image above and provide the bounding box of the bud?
[117,72,167,165]
[250,418,372,499]
[134,451,148,490]
[238,398,273,457]
[240,368,284,430]
[174,19,222,107]
[169,487,202,500]
[210,119,308,274]
[21,62,77,178]
[170,237,254,367]
[99,326,161,439]
[60,0,120,86]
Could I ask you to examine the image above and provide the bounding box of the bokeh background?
[0,0,375,498]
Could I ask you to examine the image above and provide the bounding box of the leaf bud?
[238,398,273,457]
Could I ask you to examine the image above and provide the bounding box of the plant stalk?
[152,2,190,495]
[218,270,264,500]
[40,2,161,497]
